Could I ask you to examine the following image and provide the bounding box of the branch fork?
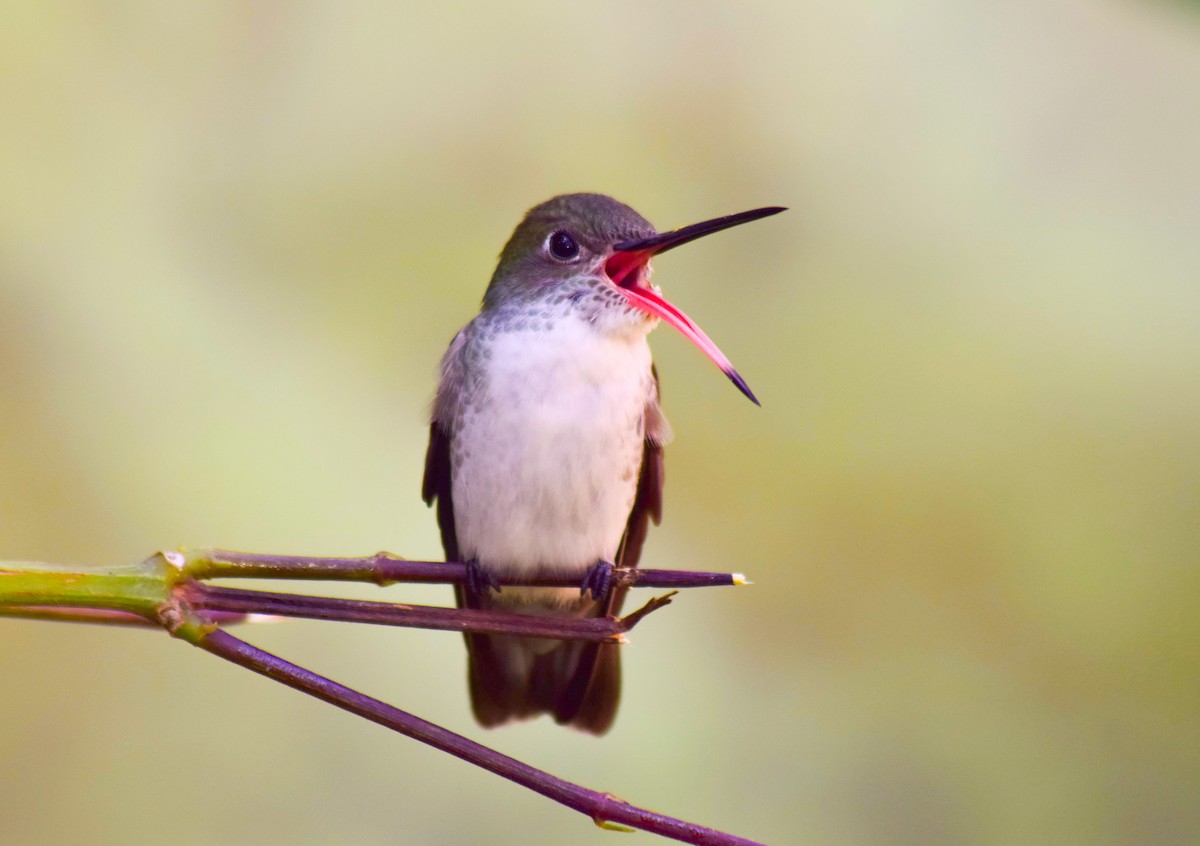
[0,548,763,846]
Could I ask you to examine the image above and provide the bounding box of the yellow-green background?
[2,3,1197,844]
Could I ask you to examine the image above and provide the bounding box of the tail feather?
[554,641,621,733]
[461,590,624,735]
[464,631,532,727]
[466,637,621,734]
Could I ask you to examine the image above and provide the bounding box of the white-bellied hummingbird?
[423,193,784,733]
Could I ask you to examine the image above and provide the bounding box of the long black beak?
[613,206,787,255]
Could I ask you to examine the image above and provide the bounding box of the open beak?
[605,206,786,406]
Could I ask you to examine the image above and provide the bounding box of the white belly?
[451,317,652,585]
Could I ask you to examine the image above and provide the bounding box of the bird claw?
[580,560,614,599]
[464,559,501,596]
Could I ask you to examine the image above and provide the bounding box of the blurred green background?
[2,2,1198,844]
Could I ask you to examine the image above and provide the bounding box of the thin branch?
[0,606,159,626]
[0,605,264,627]
[183,582,676,642]
[187,549,747,589]
[197,628,766,846]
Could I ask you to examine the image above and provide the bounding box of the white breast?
[451,314,653,581]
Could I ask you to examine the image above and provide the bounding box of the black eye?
[547,230,580,261]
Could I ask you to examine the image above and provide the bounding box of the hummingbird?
[423,193,784,734]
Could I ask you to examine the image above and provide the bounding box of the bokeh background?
[2,2,1198,844]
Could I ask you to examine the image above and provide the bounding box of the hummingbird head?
[483,193,785,405]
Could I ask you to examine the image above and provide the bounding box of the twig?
[0,605,271,627]
[197,628,766,846]
[0,606,159,626]
[182,582,676,642]
[186,548,747,589]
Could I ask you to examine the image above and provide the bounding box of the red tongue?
[607,256,759,405]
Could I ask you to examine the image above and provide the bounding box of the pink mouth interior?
[603,251,736,374]
[605,251,648,289]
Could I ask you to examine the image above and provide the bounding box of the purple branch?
[0,605,254,627]
[197,629,766,846]
[196,550,744,589]
[183,582,675,642]
[0,606,158,626]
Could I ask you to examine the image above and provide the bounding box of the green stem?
[0,555,177,621]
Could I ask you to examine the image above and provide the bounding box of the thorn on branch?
[619,590,678,632]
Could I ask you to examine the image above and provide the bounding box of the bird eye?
[547,230,580,261]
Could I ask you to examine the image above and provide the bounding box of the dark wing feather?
[422,421,458,562]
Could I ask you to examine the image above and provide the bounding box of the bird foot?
[463,558,501,596]
[580,560,614,599]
